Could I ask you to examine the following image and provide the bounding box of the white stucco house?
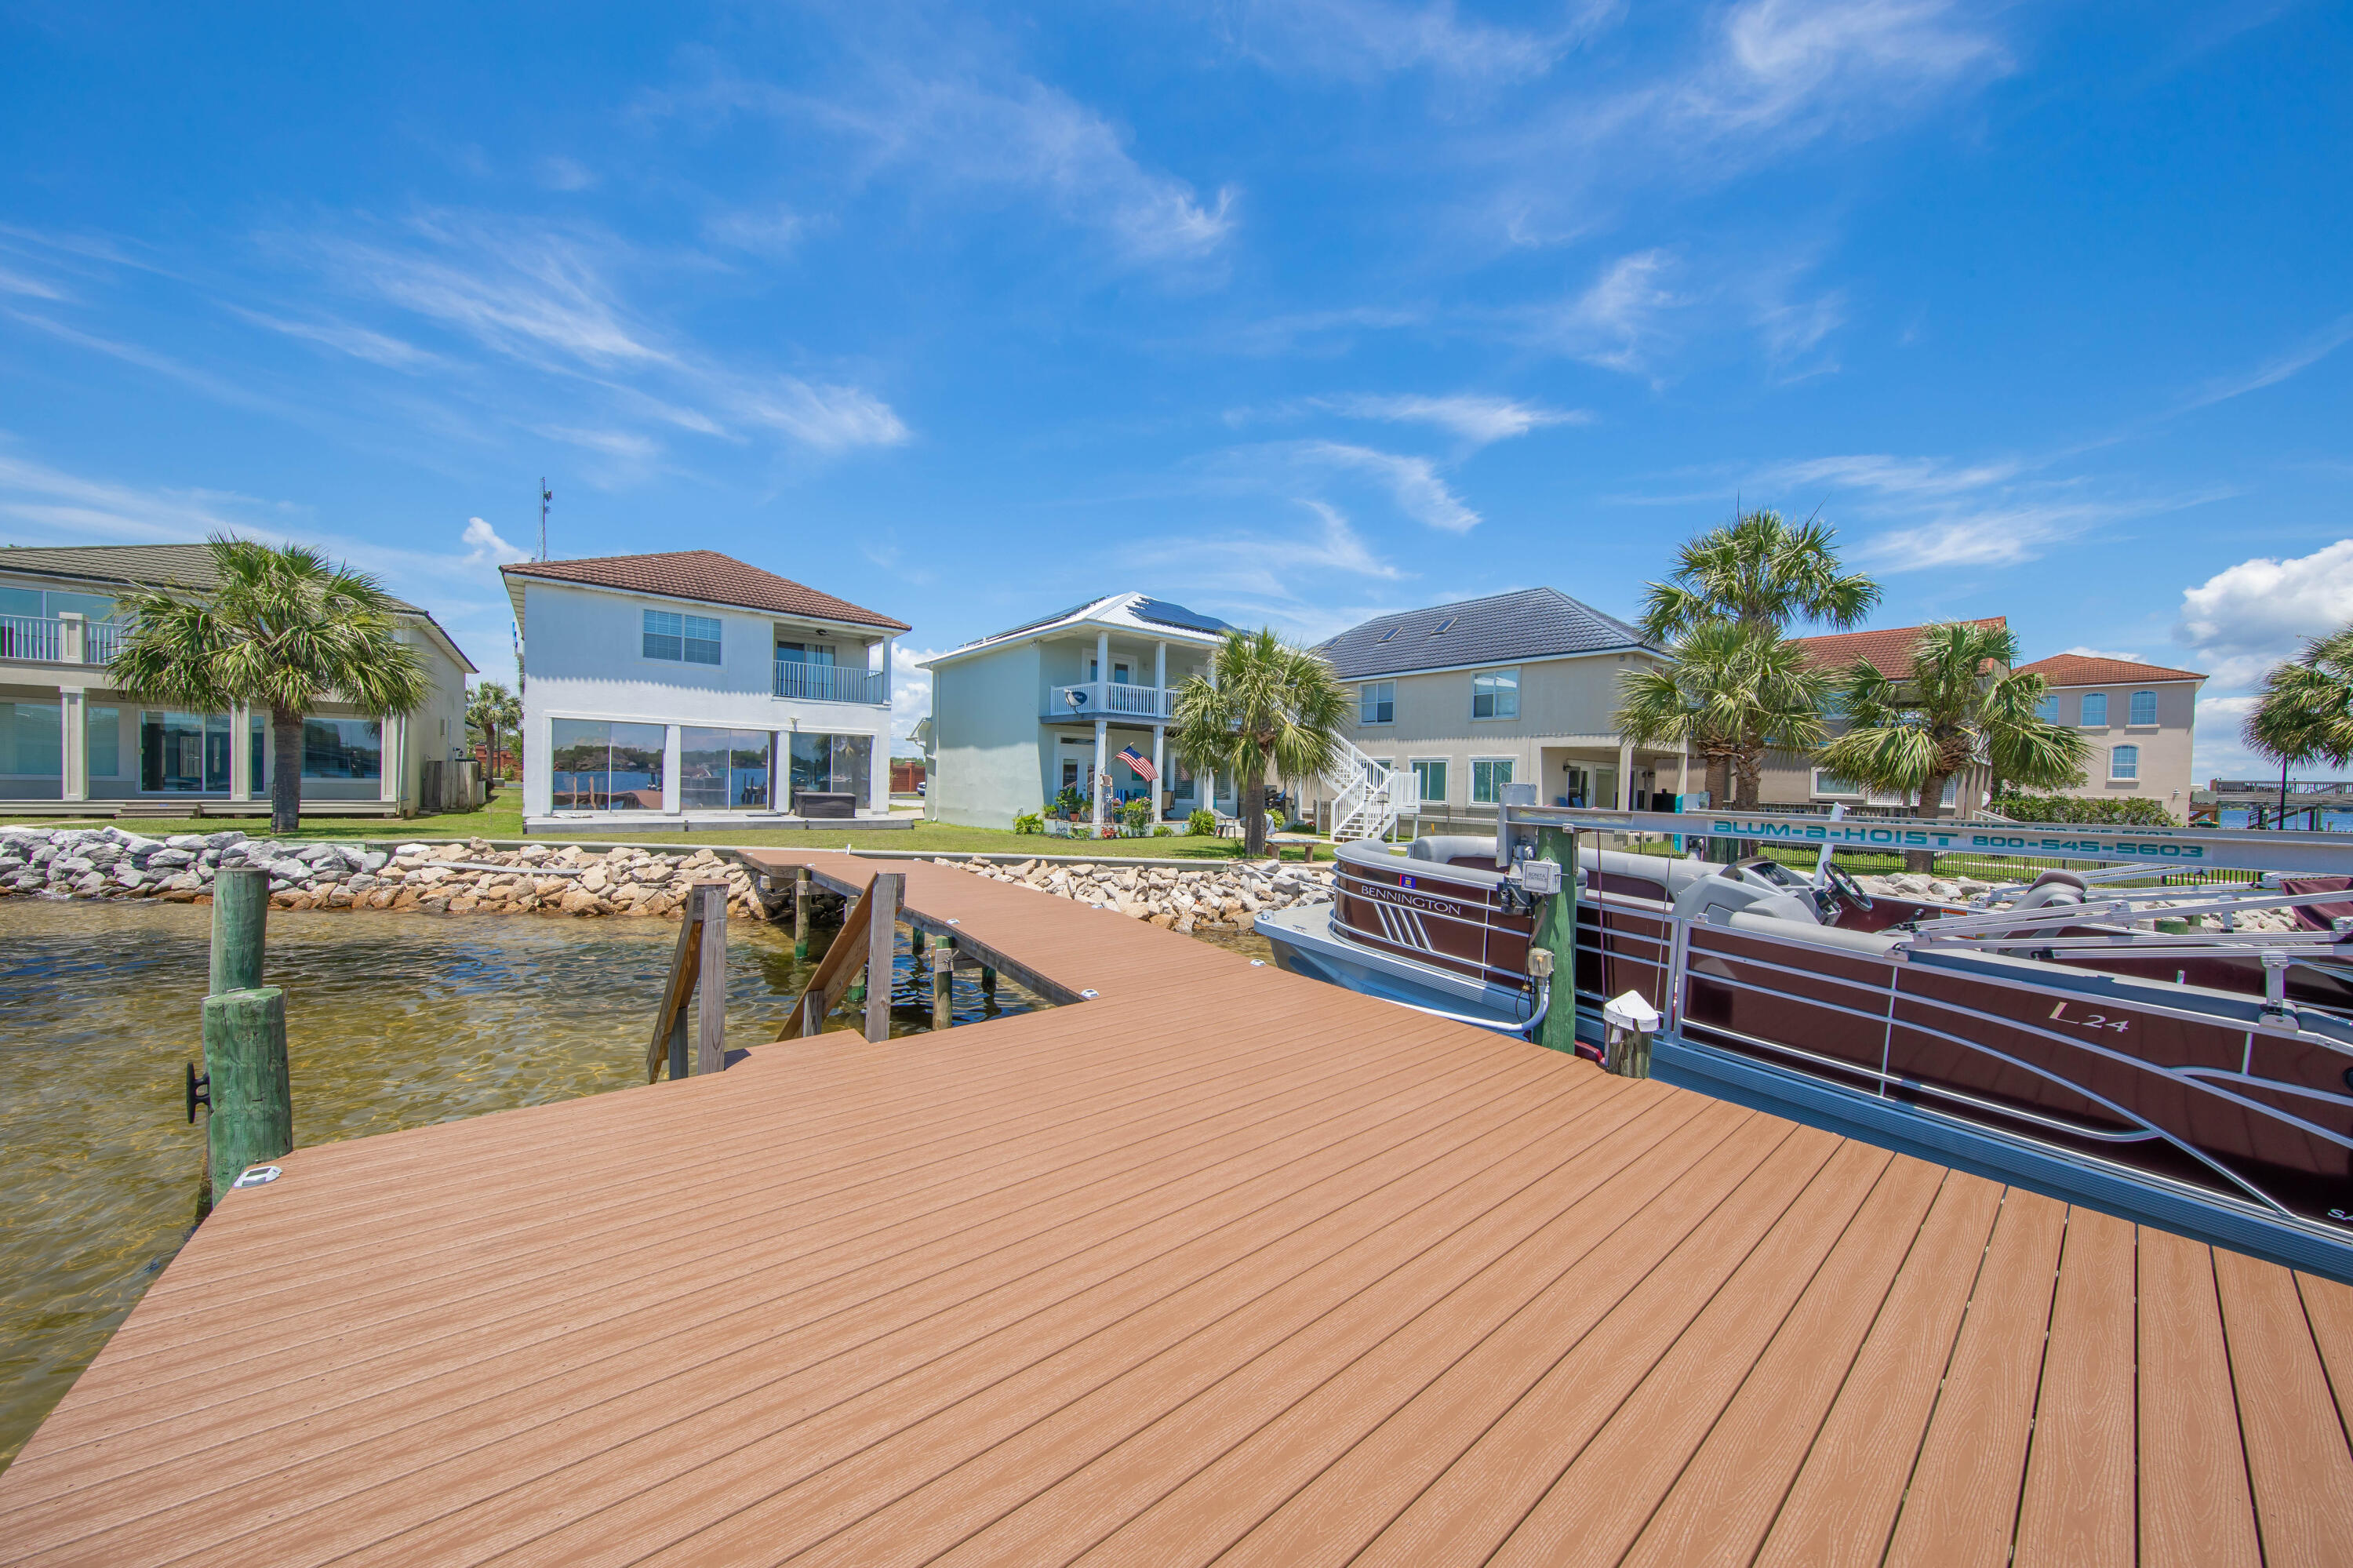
[500,550,910,829]
[922,593,1240,829]
[0,543,475,817]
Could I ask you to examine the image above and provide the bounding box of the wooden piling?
[694,882,729,1075]
[981,966,997,999]
[931,942,953,1031]
[864,874,900,1043]
[202,987,292,1188]
[793,868,810,959]
[1533,826,1580,1055]
[209,865,267,995]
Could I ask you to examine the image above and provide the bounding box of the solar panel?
[1131,597,1237,635]
[961,597,1105,647]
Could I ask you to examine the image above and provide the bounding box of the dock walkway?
[1,849,2348,1564]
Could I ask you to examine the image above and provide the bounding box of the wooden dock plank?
[1882,1187,2068,1568]
[2137,1229,2261,1568]
[1749,1172,2003,1568]
[0,849,2340,1566]
[2013,1206,2139,1568]
[2213,1246,2353,1568]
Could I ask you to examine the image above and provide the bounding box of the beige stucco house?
[1755,619,2009,813]
[1309,588,1685,834]
[2013,653,2205,820]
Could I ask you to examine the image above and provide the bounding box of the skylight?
[1377,627,1399,642]
[1431,617,1457,635]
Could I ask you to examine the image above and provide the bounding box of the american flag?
[1116,745,1159,783]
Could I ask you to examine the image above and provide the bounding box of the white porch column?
[60,687,86,802]
[1092,717,1108,828]
[230,703,253,801]
[1095,629,1109,689]
[379,713,405,806]
[1154,641,1167,711]
[1153,640,1168,817]
[662,726,683,815]
[1676,741,1689,801]
[1617,738,1635,810]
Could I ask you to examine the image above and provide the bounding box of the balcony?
[773,660,888,705]
[0,615,125,665]
[1044,681,1176,723]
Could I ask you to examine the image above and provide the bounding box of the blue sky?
[2,2,2347,774]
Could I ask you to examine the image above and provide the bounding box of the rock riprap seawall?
[0,828,778,920]
[937,856,1333,935]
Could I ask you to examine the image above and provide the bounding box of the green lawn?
[1,796,1328,860]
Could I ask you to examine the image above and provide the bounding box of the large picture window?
[787,731,873,805]
[1471,757,1515,804]
[1359,682,1395,725]
[2078,692,2108,727]
[682,727,772,809]
[301,718,381,779]
[644,609,722,665]
[551,719,667,810]
[0,701,61,777]
[1471,668,1518,720]
[140,711,231,792]
[86,706,121,779]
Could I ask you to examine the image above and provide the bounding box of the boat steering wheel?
[1820,862,1874,915]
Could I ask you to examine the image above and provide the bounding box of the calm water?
[0,899,1040,1472]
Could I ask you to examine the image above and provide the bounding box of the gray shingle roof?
[1315,588,1657,679]
[0,543,427,613]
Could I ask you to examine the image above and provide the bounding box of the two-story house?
[922,593,1238,829]
[1312,588,1680,833]
[1762,619,2009,813]
[2013,653,2205,820]
[0,543,475,817]
[500,551,908,827]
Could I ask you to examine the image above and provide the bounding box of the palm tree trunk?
[1904,769,1951,875]
[1242,774,1267,859]
[271,706,304,836]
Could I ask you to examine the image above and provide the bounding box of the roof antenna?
[537,478,553,562]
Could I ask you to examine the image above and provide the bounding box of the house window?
[2035,694,2058,722]
[1360,682,1395,725]
[1471,758,1514,804]
[1410,758,1448,806]
[787,731,872,803]
[2078,692,2108,727]
[682,727,773,809]
[86,706,121,779]
[301,718,381,779]
[140,711,231,792]
[776,640,835,667]
[2111,744,2140,782]
[550,719,667,811]
[1813,769,1867,799]
[0,701,61,777]
[1471,668,1519,719]
[2129,690,2157,726]
[644,609,722,665]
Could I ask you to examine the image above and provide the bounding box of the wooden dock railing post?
[865,874,899,1043]
[203,987,293,1188]
[931,941,953,1031]
[646,880,733,1082]
[793,868,811,959]
[695,882,729,1075]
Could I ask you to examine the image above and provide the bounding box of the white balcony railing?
[773,660,888,704]
[0,615,128,665]
[1045,681,1175,722]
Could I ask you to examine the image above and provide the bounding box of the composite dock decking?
[2,849,2349,1565]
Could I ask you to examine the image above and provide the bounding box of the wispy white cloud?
[2180,313,2353,411]
[538,155,598,192]
[1538,250,1677,373]
[1766,453,2026,497]
[702,205,806,256]
[2176,537,2353,688]
[1686,0,2007,137]
[890,645,951,747]
[1223,0,1591,83]
[1299,440,1480,532]
[1853,500,2134,571]
[227,305,440,369]
[1321,392,1587,446]
[0,265,66,301]
[461,516,532,565]
[2059,645,2144,663]
[743,378,909,451]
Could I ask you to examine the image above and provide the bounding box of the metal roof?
[1315,588,1657,679]
[932,593,1238,666]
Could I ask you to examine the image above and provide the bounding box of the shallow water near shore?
[0,897,1043,1472]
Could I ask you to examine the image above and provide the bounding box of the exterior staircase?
[1326,737,1406,844]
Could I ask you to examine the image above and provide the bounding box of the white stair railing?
[1326,737,1402,843]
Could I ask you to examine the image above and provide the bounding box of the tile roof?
[1314,588,1655,680]
[2015,653,2206,686]
[0,543,426,613]
[1791,617,2008,678]
[500,550,910,632]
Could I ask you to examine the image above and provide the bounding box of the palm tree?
[1170,628,1347,859]
[2242,622,2353,822]
[1639,508,1882,643]
[467,680,522,779]
[109,537,431,835]
[1817,621,2086,871]
[1615,621,1831,810]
